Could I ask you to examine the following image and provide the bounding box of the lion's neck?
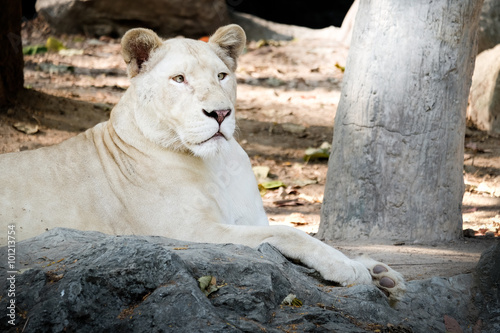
[109,88,146,148]
[104,87,205,169]
[110,86,190,155]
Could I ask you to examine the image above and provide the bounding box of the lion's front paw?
[354,256,406,302]
[319,259,372,287]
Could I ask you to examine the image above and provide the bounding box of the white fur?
[0,25,405,300]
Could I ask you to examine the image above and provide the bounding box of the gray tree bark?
[319,0,483,243]
[0,0,23,108]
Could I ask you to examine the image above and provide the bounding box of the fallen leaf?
[259,180,286,196]
[273,199,303,207]
[259,181,286,190]
[298,193,322,203]
[46,271,64,283]
[45,258,65,267]
[39,63,75,74]
[465,142,488,153]
[304,142,331,162]
[292,178,318,187]
[282,123,306,135]
[259,187,267,197]
[444,315,463,333]
[22,45,47,55]
[335,63,345,72]
[58,48,84,56]
[266,77,285,87]
[252,166,270,182]
[13,122,39,135]
[281,294,303,307]
[476,183,500,197]
[198,275,219,297]
[275,186,287,199]
[479,227,489,235]
[285,213,309,225]
[46,36,66,52]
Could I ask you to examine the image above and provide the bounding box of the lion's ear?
[121,28,162,78]
[209,24,246,72]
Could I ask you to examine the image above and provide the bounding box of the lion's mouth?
[199,131,226,144]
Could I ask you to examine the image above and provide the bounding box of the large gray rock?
[474,240,500,332]
[478,0,500,53]
[467,44,500,134]
[0,228,497,332]
[35,0,230,38]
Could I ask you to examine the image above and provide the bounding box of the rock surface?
[467,44,500,134]
[35,0,230,38]
[474,240,500,332]
[0,228,498,332]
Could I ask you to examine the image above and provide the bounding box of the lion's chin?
[190,134,231,158]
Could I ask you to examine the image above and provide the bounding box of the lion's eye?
[218,72,228,81]
[172,75,185,83]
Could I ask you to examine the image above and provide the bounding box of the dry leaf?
[259,181,286,190]
[46,36,66,52]
[252,166,270,182]
[293,178,318,187]
[444,315,463,333]
[285,213,309,225]
[281,294,303,307]
[298,193,323,203]
[198,275,219,296]
[273,199,303,207]
[13,122,39,135]
[304,142,331,162]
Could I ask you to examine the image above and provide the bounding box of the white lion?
[0,25,405,300]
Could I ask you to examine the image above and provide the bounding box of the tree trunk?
[0,0,24,108]
[319,0,483,243]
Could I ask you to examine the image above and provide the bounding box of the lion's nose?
[203,109,231,125]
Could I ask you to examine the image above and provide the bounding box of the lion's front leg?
[200,224,405,301]
[260,226,407,301]
[258,225,373,286]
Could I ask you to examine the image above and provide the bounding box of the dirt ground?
[1,17,498,281]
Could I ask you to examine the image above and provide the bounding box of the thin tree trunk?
[0,0,24,108]
[319,0,483,243]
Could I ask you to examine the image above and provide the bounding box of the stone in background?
[35,0,230,38]
[467,44,500,134]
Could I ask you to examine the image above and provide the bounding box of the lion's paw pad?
[355,257,406,301]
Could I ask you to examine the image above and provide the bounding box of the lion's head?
[120,24,246,158]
